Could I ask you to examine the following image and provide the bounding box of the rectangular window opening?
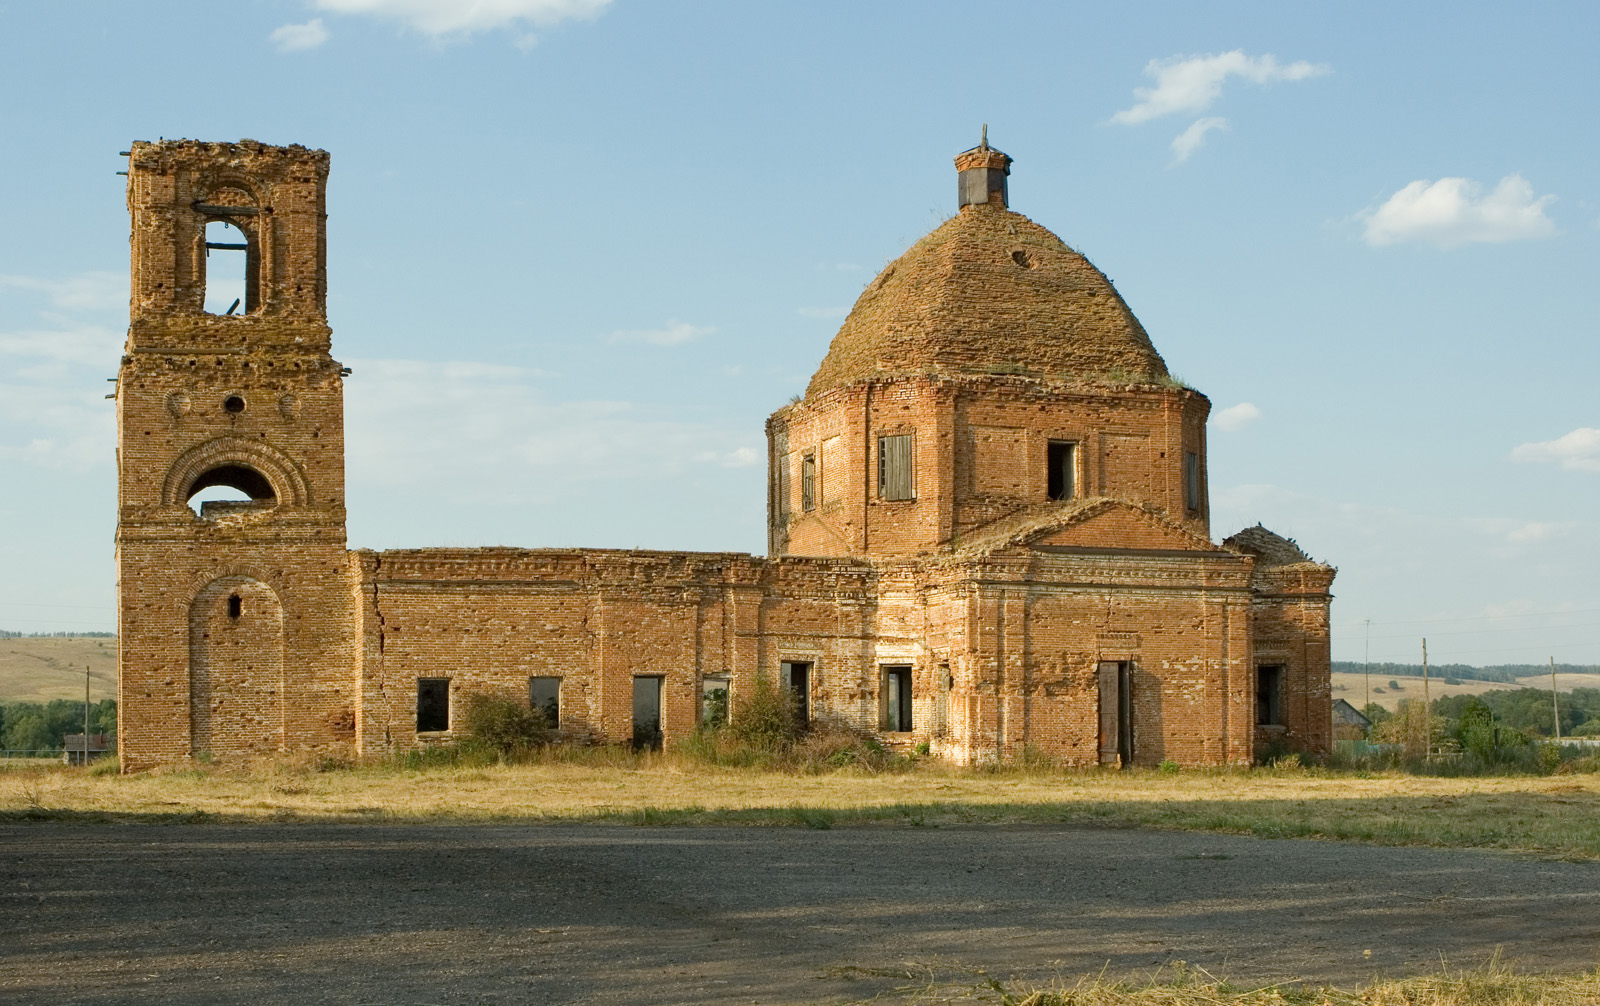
[632,675,664,751]
[881,665,913,732]
[878,434,915,501]
[781,660,812,725]
[1047,441,1076,501]
[416,678,450,733]
[800,454,816,511]
[777,451,792,519]
[1257,665,1285,726]
[701,675,731,728]
[1184,451,1200,512]
[529,676,560,729]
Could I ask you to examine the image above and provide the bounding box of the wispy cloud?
[797,306,848,319]
[1170,117,1228,164]
[270,18,330,51]
[1212,401,1261,432]
[0,271,124,312]
[344,357,759,504]
[1362,174,1557,248]
[1511,428,1600,472]
[605,319,714,347]
[1112,50,1328,126]
[312,0,611,41]
[1463,517,1574,546]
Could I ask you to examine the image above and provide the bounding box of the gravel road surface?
[2,822,1596,1004]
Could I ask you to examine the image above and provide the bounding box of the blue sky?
[1,1,1596,666]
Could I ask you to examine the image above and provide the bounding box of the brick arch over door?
[162,437,311,507]
[189,575,285,760]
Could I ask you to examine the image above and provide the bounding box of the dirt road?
[2,822,1596,1004]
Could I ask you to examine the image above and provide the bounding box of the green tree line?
[1334,661,1599,685]
[0,699,117,754]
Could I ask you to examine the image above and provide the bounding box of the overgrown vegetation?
[683,672,904,772]
[456,693,550,760]
[1,699,116,754]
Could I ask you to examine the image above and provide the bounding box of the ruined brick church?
[114,137,1334,772]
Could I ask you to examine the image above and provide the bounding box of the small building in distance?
[1332,698,1373,741]
[63,734,112,766]
[113,136,1335,772]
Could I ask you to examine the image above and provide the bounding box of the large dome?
[805,200,1170,400]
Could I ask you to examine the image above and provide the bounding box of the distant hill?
[1332,661,1598,684]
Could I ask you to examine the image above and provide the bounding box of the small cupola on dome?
[955,125,1012,209]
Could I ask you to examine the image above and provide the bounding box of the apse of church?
[114,137,1334,772]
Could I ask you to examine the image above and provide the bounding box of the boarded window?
[416,678,450,733]
[878,434,914,501]
[781,660,811,724]
[881,665,913,732]
[1184,451,1200,511]
[800,454,816,511]
[1047,441,1075,501]
[776,452,792,518]
[1257,666,1285,726]
[632,675,663,750]
[529,676,560,728]
[701,675,731,727]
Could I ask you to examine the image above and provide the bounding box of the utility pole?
[1421,638,1431,760]
[1551,656,1562,742]
[83,664,90,767]
[1364,619,1372,714]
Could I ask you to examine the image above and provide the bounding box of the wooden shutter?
[878,434,914,501]
[1097,662,1121,766]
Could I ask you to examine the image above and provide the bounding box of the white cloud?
[313,0,611,39]
[0,321,121,472]
[605,319,714,347]
[1212,401,1261,432]
[0,271,124,312]
[1362,174,1557,249]
[1511,427,1600,472]
[1462,517,1574,546]
[1170,117,1228,164]
[270,19,330,51]
[344,357,759,504]
[1112,50,1328,126]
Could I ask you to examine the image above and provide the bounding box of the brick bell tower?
[115,140,356,770]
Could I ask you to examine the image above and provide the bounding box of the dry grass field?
[0,636,116,702]
[5,755,1600,859]
[1331,670,1600,712]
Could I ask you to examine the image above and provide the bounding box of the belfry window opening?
[203,220,249,316]
[186,463,276,518]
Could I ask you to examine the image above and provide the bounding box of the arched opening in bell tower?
[185,463,276,518]
[203,219,249,316]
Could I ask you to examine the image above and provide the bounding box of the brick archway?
[162,437,310,507]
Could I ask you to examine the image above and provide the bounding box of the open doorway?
[632,675,663,750]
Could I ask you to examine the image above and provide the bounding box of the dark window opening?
[1184,451,1200,511]
[203,219,250,316]
[781,661,811,725]
[223,395,245,414]
[529,676,560,729]
[1012,250,1034,268]
[1047,441,1076,501]
[701,676,730,728]
[1257,666,1285,726]
[800,454,816,511]
[186,463,276,518]
[878,434,914,501]
[1097,661,1134,767]
[881,665,913,732]
[632,675,663,751]
[227,594,241,619]
[417,678,450,733]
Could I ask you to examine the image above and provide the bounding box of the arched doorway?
[189,576,284,760]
